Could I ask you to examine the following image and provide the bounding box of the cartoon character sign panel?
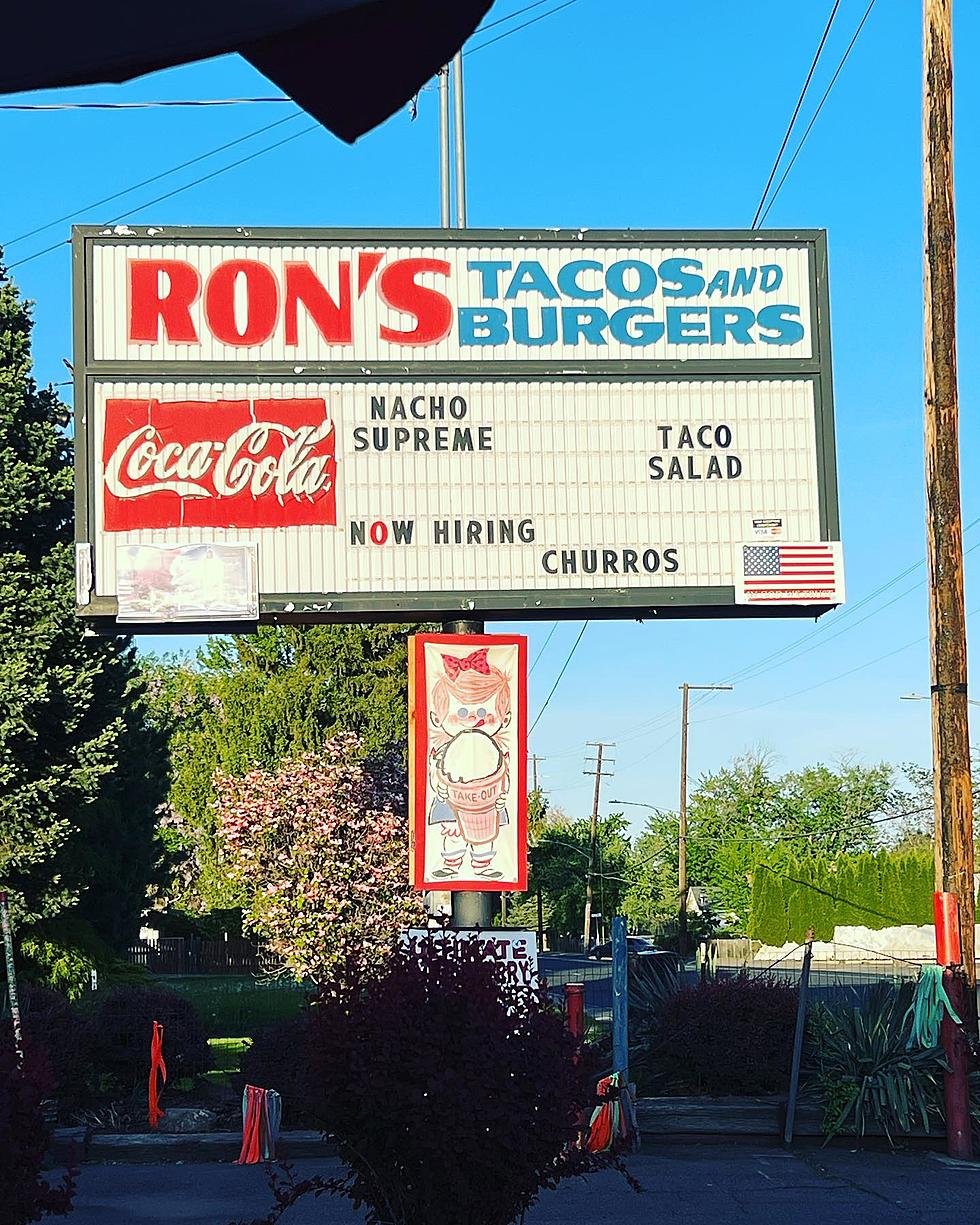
[409,634,527,892]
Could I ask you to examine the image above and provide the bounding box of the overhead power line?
[4,112,304,250]
[0,1,571,112]
[694,602,980,729]
[750,0,842,228]
[0,98,291,111]
[529,622,588,735]
[473,0,563,36]
[758,0,878,226]
[467,0,580,53]
[529,622,559,675]
[3,0,586,268]
[8,121,319,271]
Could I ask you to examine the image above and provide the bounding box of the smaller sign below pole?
[401,928,538,988]
[409,633,528,894]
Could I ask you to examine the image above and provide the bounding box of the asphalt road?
[63,1145,980,1224]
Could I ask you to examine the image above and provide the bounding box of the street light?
[678,684,733,953]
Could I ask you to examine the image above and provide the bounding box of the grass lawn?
[205,1036,252,1089]
[158,976,308,1038]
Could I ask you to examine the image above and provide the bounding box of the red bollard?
[934,892,972,1160]
[564,982,585,1043]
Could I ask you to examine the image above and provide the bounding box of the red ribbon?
[236,1085,265,1165]
[148,1020,167,1129]
[442,648,491,680]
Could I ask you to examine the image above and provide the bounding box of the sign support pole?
[611,915,628,1080]
[444,617,497,930]
[452,50,467,227]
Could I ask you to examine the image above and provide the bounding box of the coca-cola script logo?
[102,397,337,531]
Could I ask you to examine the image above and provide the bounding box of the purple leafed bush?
[0,1039,76,1224]
[85,986,211,1090]
[237,938,627,1225]
[239,1015,318,1127]
[644,973,799,1096]
[3,984,91,1105]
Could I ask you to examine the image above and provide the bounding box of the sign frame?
[72,226,839,629]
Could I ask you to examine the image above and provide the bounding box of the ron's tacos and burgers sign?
[72,226,843,627]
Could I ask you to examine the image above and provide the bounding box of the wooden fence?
[126,936,264,976]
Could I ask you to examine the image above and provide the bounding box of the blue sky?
[2,0,978,832]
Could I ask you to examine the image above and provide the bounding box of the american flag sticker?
[736,541,844,606]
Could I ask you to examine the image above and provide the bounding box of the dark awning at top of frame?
[0,0,492,143]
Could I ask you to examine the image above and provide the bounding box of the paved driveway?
[63,1143,980,1224]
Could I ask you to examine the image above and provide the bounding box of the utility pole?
[923,0,975,993]
[530,754,544,792]
[583,742,614,952]
[924,0,975,1162]
[678,684,733,954]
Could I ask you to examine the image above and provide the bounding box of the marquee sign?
[72,226,842,626]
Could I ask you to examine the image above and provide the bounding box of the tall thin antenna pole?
[452,51,467,226]
[438,66,451,228]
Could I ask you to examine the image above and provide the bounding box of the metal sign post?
[611,915,629,1081]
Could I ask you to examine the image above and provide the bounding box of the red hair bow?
[442,648,491,680]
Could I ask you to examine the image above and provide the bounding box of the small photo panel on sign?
[116,542,258,622]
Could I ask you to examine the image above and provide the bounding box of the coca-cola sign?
[102,397,337,530]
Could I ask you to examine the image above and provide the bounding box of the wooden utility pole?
[582,742,614,951]
[923,0,975,990]
[678,685,692,953]
[678,684,733,954]
[530,754,544,792]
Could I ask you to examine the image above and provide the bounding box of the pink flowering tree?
[216,736,426,982]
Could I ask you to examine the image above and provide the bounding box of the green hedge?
[748,849,934,945]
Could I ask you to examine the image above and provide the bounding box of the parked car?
[589,936,680,969]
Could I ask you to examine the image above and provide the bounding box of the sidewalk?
[63,1143,980,1224]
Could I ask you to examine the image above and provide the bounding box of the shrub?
[242,939,619,1225]
[1,985,89,1106]
[807,981,945,1142]
[216,738,426,985]
[638,972,799,1095]
[85,986,211,1091]
[748,849,934,945]
[0,1039,76,1224]
[239,1015,317,1127]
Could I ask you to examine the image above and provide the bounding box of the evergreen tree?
[0,265,166,957]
